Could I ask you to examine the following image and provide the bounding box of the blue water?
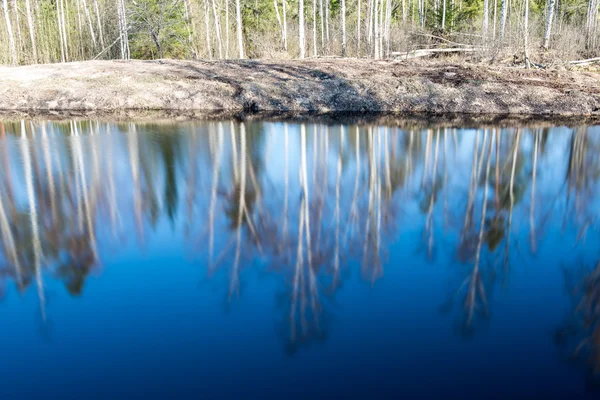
[0,120,599,398]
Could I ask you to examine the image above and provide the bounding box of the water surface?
[0,120,599,398]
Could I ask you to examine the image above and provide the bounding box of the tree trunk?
[151,30,162,58]
[500,0,507,41]
[385,0,391,57]
[493,0,497,39]
[235,0,244,58]
[442,0,447,30]
[56,0,65,62]
[313,0,317,56]
[282,0,287,50]
[341,0,346,56]
[203,0,213,59]
[75,0,84,57]
[274,0,284,45]
[2,0,17,65]
[12,0,22,56]
[24,0,37,62]
[483,0,489,38]
[524,0,531,68]
[81,0,98,49]
[212,0,224,58]
[357,0,361,55]
[542,0,557,49]
[117,0,129,59]
[299,0,305,58]
[374,0,379,58]
[319,0,324,48]
[325,0,330,48]
[59,0,69,61]
[92,0,104,48]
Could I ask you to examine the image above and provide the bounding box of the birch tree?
[212,0,223,58]
[312,0,317,56]
[341,0,346,56]
[235,0,244,58]
[2,0,17,65]
[542,0,557,49]
[483,0,489,38]
[299,0,305,58]
[282,0,287,50]
[524,0,531,68]
[24,0,37,62]
[500,0,507,41]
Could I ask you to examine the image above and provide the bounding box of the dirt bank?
[1,59,599,115]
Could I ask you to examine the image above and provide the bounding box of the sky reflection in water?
[0,120,600,398]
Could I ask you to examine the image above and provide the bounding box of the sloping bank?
[1,59,599,115]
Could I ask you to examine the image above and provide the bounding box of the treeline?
[0,0,599,65]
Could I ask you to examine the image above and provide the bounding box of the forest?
[1,0,599,66]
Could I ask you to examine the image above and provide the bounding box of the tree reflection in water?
[1,119,600,369]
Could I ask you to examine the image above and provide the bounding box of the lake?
[0,118,599,399]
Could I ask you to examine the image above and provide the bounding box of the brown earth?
[1,58,599,116]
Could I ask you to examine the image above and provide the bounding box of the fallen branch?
[391,47,485,60]
[569,57,600,66]
[407,31,474,47]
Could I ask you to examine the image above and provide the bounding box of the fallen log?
[569,57,600,65]
[391,47,484,60]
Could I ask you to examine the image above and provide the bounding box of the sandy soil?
[0,59,599,116]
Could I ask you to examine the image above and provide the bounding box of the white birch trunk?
[81,0,98,49]
[203,0,213,59]
[500,0,507,41]
[282,0,288,50]
[542,0,557,49]
[235,0,244,58]
[341,0,346,56]
[483,0,489,38]
[299,0,305,58]
[313,0,317,56]
[274,0,284,45]
[212,0,224,58]
[357,0,361,54]
[24,0,37,62]
[2,0,17,65]
[442,0,447,30]
[225,0,230,57]
[92,0,104,48]
[524,0,530,68]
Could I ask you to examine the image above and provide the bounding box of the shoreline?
[1,109,600,128]
[1,59,599,117]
